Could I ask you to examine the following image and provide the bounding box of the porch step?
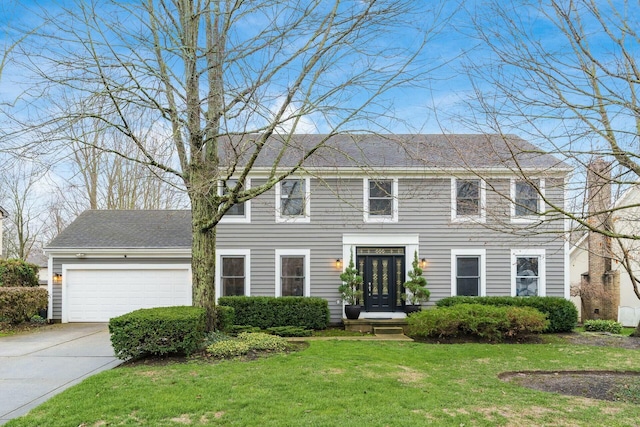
[374,327,405,335]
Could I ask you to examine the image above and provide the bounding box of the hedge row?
[109,306,206,360]
[0,287,48,323]
[436,296,577,332]
[407,303,549,342]
[218,296,329,330]
[0,259,39,287]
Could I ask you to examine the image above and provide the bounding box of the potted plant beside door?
[402,251,430,315]
[339,250,364,320]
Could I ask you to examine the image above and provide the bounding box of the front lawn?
[7,340,640,426]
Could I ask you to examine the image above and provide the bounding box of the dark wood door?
[357,249,405,312]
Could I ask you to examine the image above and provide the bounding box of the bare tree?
[0,162,51,260]
[459,0,640,327]
[9,0,448,327]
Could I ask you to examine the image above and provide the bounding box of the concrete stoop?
[373,327,405,335]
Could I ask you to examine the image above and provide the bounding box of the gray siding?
[217,175,567,323]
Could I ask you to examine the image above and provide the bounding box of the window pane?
[457,180,480,216]
[281,256,304,297]
[457,257,479,276]
[515,181,538,216]
[369,199,392,216]
[282,278,304,296]
[282,180,304,197]
[223,179,245,216]
[369,180,392,198]
[223,278,245,296]
[282,197,304,216]
[221,256,245,297]
[516,256,539,296]
[457,278,479,296]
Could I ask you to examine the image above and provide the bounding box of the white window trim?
[216,249,251,300]
[275,177,311,223]
[363,178,399,223]
[275,249,311,297]
[451,178,486,223]
[450,249,486,297]
[219,178,251,224]
[510,178,545,223]
[511,249,546,297]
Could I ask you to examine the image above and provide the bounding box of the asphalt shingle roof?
[221,134,569,170]
[46,210,191,250]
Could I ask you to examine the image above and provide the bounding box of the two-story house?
[44,134,571,323]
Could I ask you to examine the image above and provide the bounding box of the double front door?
[356,247,405,312]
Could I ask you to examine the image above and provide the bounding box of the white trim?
[275,249,311,297]
[47,256,53,320]
[451,178,486,223]
[43,248,191,258]
[341,234,419,318]
[510,178,546,223]
[450,249,486,296]
[216,249,251,299]
[275,177,311,223]
[219,178,251,224]
[564,175,571,299]
[363,178,399,223]
[61,263,192,323]
[511,249,546,297]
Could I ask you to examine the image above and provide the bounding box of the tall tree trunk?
[191,194,217,331]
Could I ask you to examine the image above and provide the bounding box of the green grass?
[575,326,636,336]
[7,340,640,426]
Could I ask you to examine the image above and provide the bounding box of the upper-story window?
[276,177,310,223]
[364,178,398,223]
[511,179,545,222]
[452,178,486,222]
[219,178,251,223]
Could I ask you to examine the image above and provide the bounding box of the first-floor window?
[511,249,545,297]
[515,256,540,296]
[221,256,245,296]
[276,249,310,297]
[280,256,305,296]
[456,256,480,296]
[451,249,486,297]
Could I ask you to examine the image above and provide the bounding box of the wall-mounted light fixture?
[76,253,86,259]
[53,273,62,285]
[420,258,428,269]
[336,258,342,269]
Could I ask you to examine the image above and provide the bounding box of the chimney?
[581,159,620,320]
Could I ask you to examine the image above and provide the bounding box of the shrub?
[218,296,329,330]
[214,305,235,332]
[109,306,206,360]
[229,325,262,335]
[0,259,39,287]
[436,296,577,333]
[267,326,313,337]
[407,304,549,342]
[0,287,48,324]
[584,319,623,334]
[206,332,288,358]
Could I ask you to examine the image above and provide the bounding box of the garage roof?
[46,210,191,249]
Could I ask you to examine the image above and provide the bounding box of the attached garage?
[63,264,192,322]
[45,210,193,323]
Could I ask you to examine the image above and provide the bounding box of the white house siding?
[217,175,567,323]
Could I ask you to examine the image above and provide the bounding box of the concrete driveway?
[0,323,121,425]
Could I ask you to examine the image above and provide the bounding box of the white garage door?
[64,264,192,322]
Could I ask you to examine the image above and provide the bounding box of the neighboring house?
[570,182,640,327]
[45,134,571,323]
[0,206,7,258]
[26,249,50,287]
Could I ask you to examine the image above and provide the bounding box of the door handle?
[368,282,372,294]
